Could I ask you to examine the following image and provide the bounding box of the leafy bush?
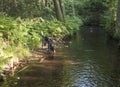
[100,0,118,38]
[32,19,69,37]
[0,16,32,71]
[0,14,83,72]
[65,16,83,35]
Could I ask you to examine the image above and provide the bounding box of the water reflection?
[111,49,120,87]
[61,27,120,87]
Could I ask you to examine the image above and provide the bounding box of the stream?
[0,26,120,87]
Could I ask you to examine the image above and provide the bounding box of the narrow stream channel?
[1,26,120,87]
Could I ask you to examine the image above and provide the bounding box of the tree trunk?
[59,0,65,20]
[72,0,75,16]
[45,0,48,7]
[0,0,3,12]
[53,0,64,21]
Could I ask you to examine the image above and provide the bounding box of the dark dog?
[47,37,56,57]
[49,44,55,57]
[42,36,56,57]
[42,36,48,48]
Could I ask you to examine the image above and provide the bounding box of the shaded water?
[1,27,120,87]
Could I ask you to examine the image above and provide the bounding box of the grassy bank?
[0,14,83,74]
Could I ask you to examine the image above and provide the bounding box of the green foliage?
[32,19,70,38]
[0,0,54,18]
[100,0,118,38]
[0,0,85,72]
[0,15,82,71]
[64,0,86,16]
[0,16,35,71]
[0,56,12,72]
[100,11,115,35]
[65,16,83,35]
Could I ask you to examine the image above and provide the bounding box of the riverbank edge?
[0,47,47,82]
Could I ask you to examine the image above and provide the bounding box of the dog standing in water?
[42,36,56,57]
[47,37,56,57]
[48,43,55,57]
[42,36,48,48]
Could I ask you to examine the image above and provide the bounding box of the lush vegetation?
[100,0,118,38]
[0,0,83,72]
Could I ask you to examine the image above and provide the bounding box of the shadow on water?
[1,26,120,87]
